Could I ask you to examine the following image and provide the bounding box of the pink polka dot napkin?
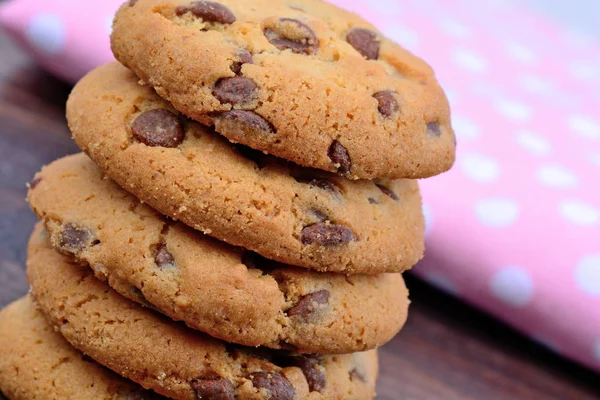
[1,0,599,371]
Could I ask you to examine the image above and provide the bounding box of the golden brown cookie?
[111,0,455,179]
[67,62,425,275]
[26,225,379,400]
[27,154,410,354]
[0,296,164,400]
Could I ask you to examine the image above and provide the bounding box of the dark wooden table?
[0,31,599,400]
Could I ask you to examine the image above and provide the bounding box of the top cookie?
[111,0,456,180]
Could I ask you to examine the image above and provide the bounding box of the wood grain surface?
[0,31,598,399]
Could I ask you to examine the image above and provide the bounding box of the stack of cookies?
[0,0,455,399]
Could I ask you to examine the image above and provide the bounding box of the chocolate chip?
[368,198,378,204]
[264,18,319,55]
[131,109,184,148]
[291,356,326,392]
[292,170,340,194]
[230,49,253,75]
[191,377,235,400]
[375,184,399,201]
[176,1,236,24]
[349,368,366,382]
[155,243,175,269]
[128,0,139,6]
[212,77,258,105]
[29,176,42,189]
[301,223,356,245]
[327,140,351,175]
[287,290,330,321]
[309,179,338,192]
[373,91,399,117]
[217,110,275,135]
[346,28,380,60]
[250,372,295,400]
[59,224,96,254]
[427,121,441,138]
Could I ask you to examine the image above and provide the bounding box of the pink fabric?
[2,0,600,371]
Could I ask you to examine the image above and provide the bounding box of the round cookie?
[26,226,379,400]
[67,62,425,274]
[111,0,456,180]
[0,296,164,400]
[28,154,410,354]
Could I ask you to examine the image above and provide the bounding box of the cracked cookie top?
[26,227,379,400]
[67,62,426,274]
[28,154,410,353]
[111,0,456,180]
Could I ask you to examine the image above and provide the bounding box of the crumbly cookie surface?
[111,0,456,179]
[26,226,379,400]
[28,154,410,353]
[0,296,165,400]
[67,62,425,274]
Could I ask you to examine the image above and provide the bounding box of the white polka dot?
[506,42,537,65]
[560,200,600,226]
[568,115,600,140]
[452,48,488,74]
[519,75,554,95]
[423,273,459,296]
[575,254,600,296]
[459,153,500,182]
[515,130,552,156]
[439,18,470,38]
[537,164,579,189]
[452,115,480,141]
[468,80,503,98]
[383,25,418,50]
[25,13,66,55]
[475,198,519,228]
[490,267,534,307]
[594,339,600,363]
[422,203,433,237]
[495,98,533,122]
[570,61,599,82]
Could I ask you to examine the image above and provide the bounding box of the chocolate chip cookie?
[67,62,425,274]
[111,0,456,179]
[0,296,165,400]
[28,154,410,354]
[26,225,379,400]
